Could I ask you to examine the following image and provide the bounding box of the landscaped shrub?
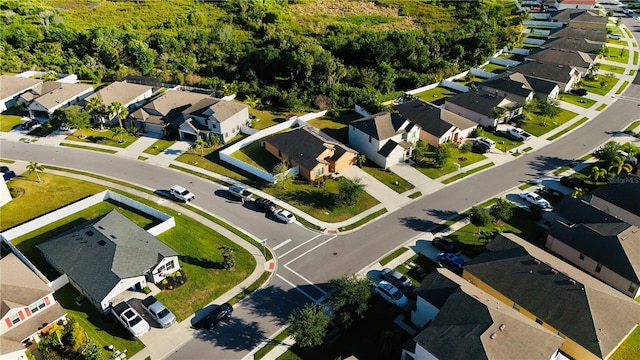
[143,286,151,294]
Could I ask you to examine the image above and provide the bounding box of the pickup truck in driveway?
[141,295,176,328]
[505,127,532,141]
[228,186,253,201]
[111,301,150,338]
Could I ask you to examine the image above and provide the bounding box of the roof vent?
[569,278,577,285]
[551,269,559,275]
[534,258,541,264]
[490,333,497,340]
[97,240,106,246]
[110,234,117,239]
[499,324,506,331]
[98,226,104,230]
[86,231,94,236]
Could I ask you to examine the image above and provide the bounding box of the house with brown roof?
[589,174,640,227]
[546,196,640,298]
[1,253,67,360]
[348,111,419,169]
[444,89,522,128]
[177,96,249,143]
[394,99,477,148]
[264,126,357,181]
[403,269,564,360]
[85,81,153,126]
[554,0,596,10]
[0,75,42,113]
[22,82,93,120]
[463,233,640,360]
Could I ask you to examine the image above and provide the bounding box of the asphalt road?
[2,10,640,360]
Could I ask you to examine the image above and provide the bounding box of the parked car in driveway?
[170,185,195,202]
[374,281,408,307]
[505,127,532,142]
[437,252,466,274]
[560,176,585,189]
[196,303,233,330]
[141,295,176,328]
[475,137,496,149]
[255,198,276,213]
[274,209,296,223]
[380,268,412,290]
[22,119,40,131]
[431,237,461,255]
[570,88,588,96]
[111,301,150,338]
[472,141,491,154]
[519,191,551,208]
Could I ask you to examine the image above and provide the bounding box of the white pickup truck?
[141,295,176,328]
[505,127,532,142]
[111,301,150,338]
[228,185,253,201]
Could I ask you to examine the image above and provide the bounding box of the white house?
[84,81,153,126]
[348,111,420,169]
[178,97,250,143]
[1,253,67,360]
[23,82,93,120]
[0,75,42,113]
[37,210,180,312]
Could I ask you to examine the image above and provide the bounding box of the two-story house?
[444,89,522,128]
[348,111,420,169]
[178,96,249,143]
[1,253,67,360]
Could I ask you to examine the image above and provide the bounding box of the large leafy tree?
[288,304,331,348]
[61,105,91,138]
[470,205,491,234]
[490,198,514,225]
[336,177,365,206]
[328,275,372,328]
[434,143,452,168]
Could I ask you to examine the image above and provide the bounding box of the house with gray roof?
[37,210,180,312]
[525,48,597,75]
[548,25,607,43]
[85,81,153,126]
[394,99,477,149]
[177,96,249,143]
[22,82,93,120]
[590,174,640,227]
[551,9,608,27]
[509,61,581,92]
[1,253,67,360]
[541,37,604,55]
[444,89,522,128]
[403,269,564,360]
[546,196,640,298]
[479,72,536,104]
[0,75,42,113]
[348,111,420,169]
[463,233,640,360]
[264,126,357,181]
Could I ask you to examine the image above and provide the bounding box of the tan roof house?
[23,82,93,120]
[0,76,42,113]
[85,81,153,126]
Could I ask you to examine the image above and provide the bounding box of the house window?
[579,253,585,260]
[30,299,46,314]
[165,260,175,271]
[315,168,324,176]
[535,318,543,325]
[595,263,602,273]
[512,303,521,311]
[211,123,216,129]
[629,283,638,293]
[278,150,282,157]
[10,314,20,325]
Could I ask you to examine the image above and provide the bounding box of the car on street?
[1,166,16,181]
[437,252,466,274]
[22,119,40,131]
[227,185,253,202]
[141,295,176,328]
[374,280,408,307]
[255,198,276,213]
[431,237,461,255]
[519,191,551,208]
[570,88,588,96]
[170,185,195,202]
[274,209,296,223]
[472,141,491,154]
[196,303,233,330]
[380,268,412,290]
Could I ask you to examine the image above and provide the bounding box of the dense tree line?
[1,0,522,111]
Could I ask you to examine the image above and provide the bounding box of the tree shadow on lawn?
[179,255,225,270]
[85,135,109,143]
[281,189,338,210]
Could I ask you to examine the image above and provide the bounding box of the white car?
[170,185,195,202]
[519,191,551,208]
[274,209,296,223]
[374,281,408,307]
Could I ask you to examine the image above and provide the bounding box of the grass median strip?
[596,104,607,111]
[380,247,410,266]
[442,162,494,184]
[547,117,589,141]
[616,81,630,95]
[60,143,118,153]
[254,327,294,360]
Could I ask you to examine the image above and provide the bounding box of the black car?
[197,303,233,330]
[431,237,461,255]
[472,141,491,154]
[255,198,276,213]
[22,119,40,131]
[570,88,588,96]
[1,166,16,181]
[559,176,585,188]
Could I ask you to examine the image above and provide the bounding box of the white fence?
[523,20,563,28]
[219,113,328,183]
[440,80,469,93]
[490,57,521,68]
[524,38,546,45]
[48,274,70,291]
[507,47,531,55]
[531,13,551,20]
[470,68,497,79]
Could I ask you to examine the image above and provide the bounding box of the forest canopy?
[0,0,523,111]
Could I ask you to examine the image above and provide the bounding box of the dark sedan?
[255,198,276,213]
[196,303,233,330]
[431,237,461,255]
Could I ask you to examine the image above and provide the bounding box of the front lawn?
[582,76,620,96]
[482,63,508,74]
[414,87,460,106]
[606,47,630,64]
[412,146,487,179]
[305,110,362,144]
[599,63,626,74]
[519,108,579,137]
[66,128,139,148]
[361,162,415,193]
[0,106,27,132]
[558,93,597,109]
[143,138,176,155]
[230,139,280,172]
[481,131,522,151]
[250,109,292,130]
[264,177,380,222]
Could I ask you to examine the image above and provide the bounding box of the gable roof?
[542,37,603,54]
[0,75,42,100]
[131,90,212,125]
[479,72,535,98]
[526,48,594,70]
[558,0,596,5]
[551,9,607,24]
[265,126,357,171]
[548,25,607,43]
[413,270,563,360]
[395,99,476,137]
[522,75,560,95]
[510,61,578,85]
[349,111,411,140]
[182,97,247,122]
[445,89,520,117]
[413,269,460,308]
[1,253,52,318]
[85,81,152,107]
[591,174,640,219]
[37,210,178,303]
[464,233,640,358]
[30,82,93,110]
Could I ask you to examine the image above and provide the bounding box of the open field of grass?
[519,109,578,137]
[412,146,487,179]
[582,76,619,96]
[414,87,460,106]
[361,162,414,193]
[66,128,139,148]
[558,93,596,108]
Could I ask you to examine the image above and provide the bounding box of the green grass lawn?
[548,117,589,141]
[558,93,596,108]
[264,177,380,223]
[230,139,280,172]
[599,63,626,74]
[379,247,410,266]
[482,131,522,151]
[442,162,494,184]
[361,162,414,193]
[519,109,578,137]
[250,109,292,130]
[412,146,487,179]
[60,143,118,153]
[581,76,620,96]
[415,87,460,106]
[616,80,630,95]
[307,110,362,144]
[143,138,175,155]
[66,128,139,148]
[611,325,640,360]
[596,104,607,111]
[606,47,630,64]
[482,63,508,74]
[0,106,26,132]
[634,51,638,66]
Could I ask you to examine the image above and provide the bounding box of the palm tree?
[244,95,261,117]
[108,101,128,128]
[536,98,561,126]
[47,322,64,346]
[85,97,106,129]
[111,126,128,143]
[609,156,633,175]
[590,166,608,182]
[191,138,207,154]
[572,187,588,199]
[27,161,45,183]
